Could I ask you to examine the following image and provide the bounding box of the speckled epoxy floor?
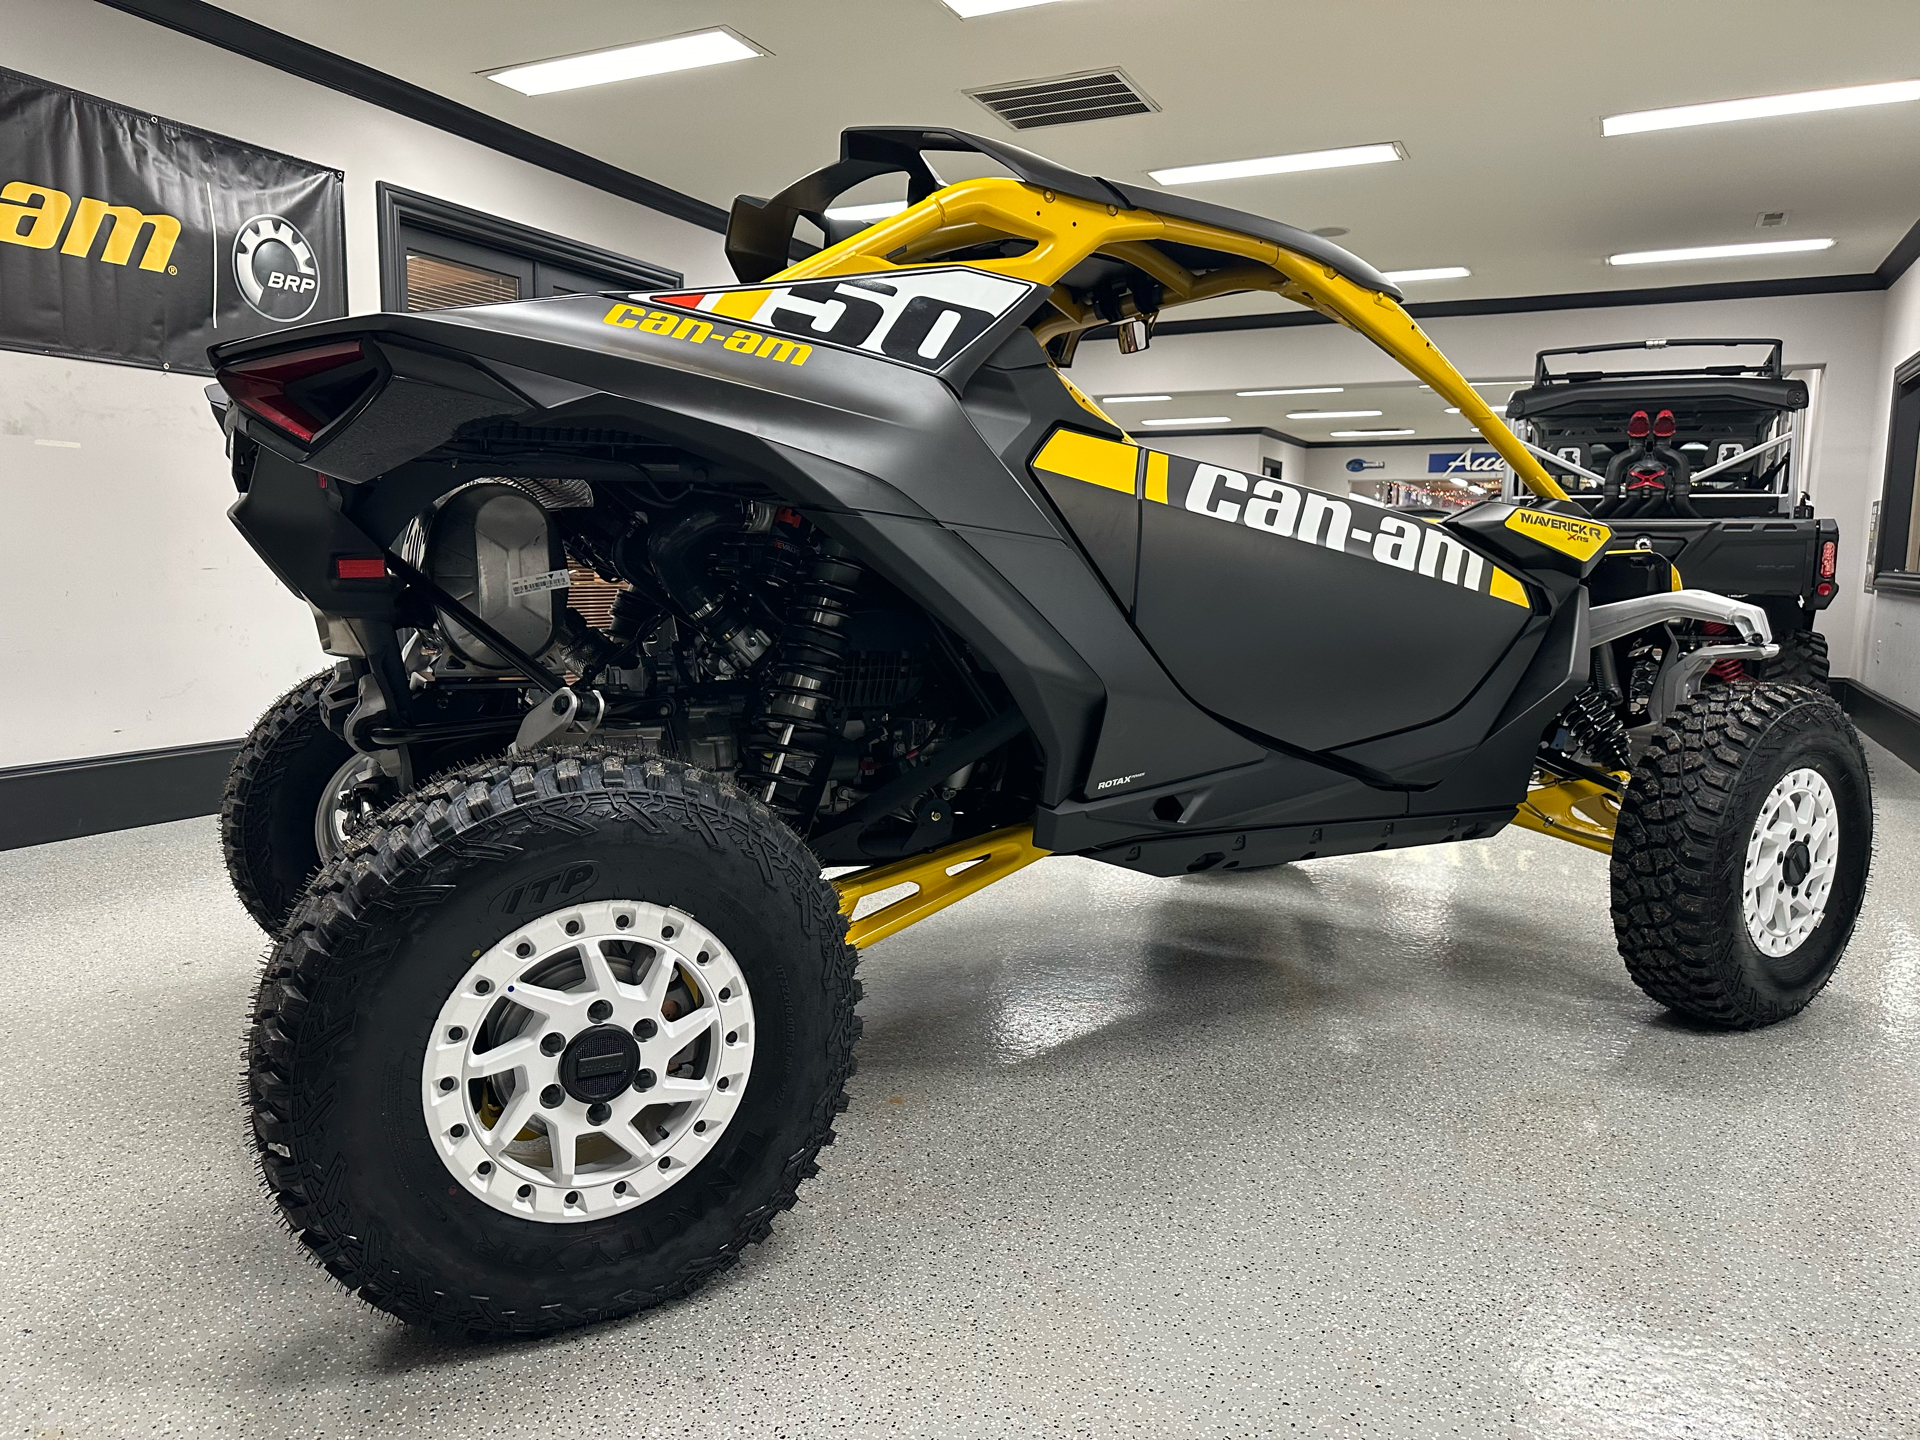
[1,740,1916,1439]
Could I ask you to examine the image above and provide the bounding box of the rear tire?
[1758,628,1829,691]
[220,673,355,933]
[246,749,859,1338]
[1610,684,1871,1029]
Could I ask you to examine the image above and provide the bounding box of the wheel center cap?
[1781,839,1813,889]
[558,1025,640,1104]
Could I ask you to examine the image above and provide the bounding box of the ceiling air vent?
[966,68,1157,131]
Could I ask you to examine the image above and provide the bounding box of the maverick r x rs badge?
[210,126,1873,1338]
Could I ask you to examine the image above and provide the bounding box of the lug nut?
[635,1018,657,1039]
[588,999,613,1023]
[587,1102,611,1124]
[541,1032,566,1055]
[634,1068,656,1092]
[541,1084,565,1108]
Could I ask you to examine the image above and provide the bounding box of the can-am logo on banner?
[1428,450,1503,475]
[0,68,344,375]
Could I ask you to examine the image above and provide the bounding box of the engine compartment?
[317,448,1041,866]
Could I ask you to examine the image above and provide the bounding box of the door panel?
[1028,427,1537,755]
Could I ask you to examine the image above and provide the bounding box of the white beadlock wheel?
[1742,766,1841,958]
[423,898,756,1223]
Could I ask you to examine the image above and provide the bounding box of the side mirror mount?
[1116,316,1154,354]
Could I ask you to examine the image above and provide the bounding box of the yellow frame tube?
[770,177,1569,502]
[1511,776,1621,855]
[832,824,1050,949]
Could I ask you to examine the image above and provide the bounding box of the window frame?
[1873,347,1920,595]
[375,182,682,313]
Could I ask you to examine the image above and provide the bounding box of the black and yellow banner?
[0,68,345,375]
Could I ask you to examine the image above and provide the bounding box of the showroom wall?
[1073,289,1893,691]
[1148,430,1310,488]
[0,0,731,770]
[1858,263,1920,712]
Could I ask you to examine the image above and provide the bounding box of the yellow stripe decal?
[1033,429,1139,494]
[709,288,771,321]
[1144,450,1169,505]
[1489,568,1530,608]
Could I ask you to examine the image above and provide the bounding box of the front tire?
[1611,684,1871,1028]
[247,750,859,1338]
[220,673,356,933]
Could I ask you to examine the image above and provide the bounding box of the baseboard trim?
[0,740,240,852]
[1833,679,1920,776]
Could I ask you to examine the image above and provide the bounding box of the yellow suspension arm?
[1510,774,1623,855]
[831,824,1049,949]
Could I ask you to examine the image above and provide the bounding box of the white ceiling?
[219,0,1920,311]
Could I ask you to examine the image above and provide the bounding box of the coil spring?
[1698,620,1747,683]
[736,542,864,822]
[1561,684,1632,773]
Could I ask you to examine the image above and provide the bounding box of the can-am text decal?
[641,266,1037,373]
[1032,430,1529,608]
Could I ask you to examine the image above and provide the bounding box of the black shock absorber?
[737,539,863,823]
[1560,684,1633,773]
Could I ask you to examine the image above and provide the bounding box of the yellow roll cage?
[776,176,1603,943]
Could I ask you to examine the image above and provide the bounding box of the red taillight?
[1819,539,1837,578]
[220,341,367,442]
[1652,409,1676,439]
[1627,409,1651,439]
[1816,581,1835,597]
[334,556,387,580]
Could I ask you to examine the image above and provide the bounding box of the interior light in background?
[1238,386,1342,396]
[1149,143,1403,187]
[823,200,909,223]
[1331,428,1416,438]
[488,29,763,95]
[1140,416,1232,426]
[1609,238,1834,266]
[1286,409,1383,420]
[1445,404,1510,415]
[1100,394,1172,404]
[941,0,1070,15]
[1603,79,1920,136]
[1383,266,1471,283]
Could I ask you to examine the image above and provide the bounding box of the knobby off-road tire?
[246,749,860,1338]
[1611,684,1871,1028]
[1758,629,1830,691]
[221,673,355,933]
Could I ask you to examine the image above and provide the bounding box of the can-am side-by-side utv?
[209,128,1873,1338]
[1503,337,1841,689]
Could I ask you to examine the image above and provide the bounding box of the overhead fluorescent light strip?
[1383,266,1470,283]
[1608,238,1834,266]
[1140,416,1232,427]
[943,0,1071,16]
[1238,387,1342,396]
[1149,143,1402,187]
[1286,409,1382,420]
[1604,79,1920,136]
[1101,394,1172,404]
[488,29,762,96]
[1331,428,1416,438]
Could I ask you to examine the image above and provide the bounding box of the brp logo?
[233,214,319,322]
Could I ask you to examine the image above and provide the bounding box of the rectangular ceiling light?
[1331,428,1416,438]
[1383,266,1471,282]
[1238,386,1341,396]
[823,200,909,223]
[1149,142,1402,187]
[1286,409,1382,420]
[487,29,762,96]
[1101,394,1172,404]
[942,0,1070,16]
[1608,238,1834,266]
[1603,79,1920,136]
[1140,415,1232,426]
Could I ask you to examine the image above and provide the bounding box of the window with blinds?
[404,253,520,312]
